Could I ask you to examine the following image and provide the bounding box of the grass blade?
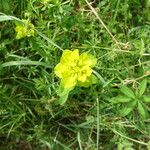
[1,60,51,68]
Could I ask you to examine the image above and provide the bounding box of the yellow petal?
[62,75,77,89]
[54,63,69,78]
[15,19,35,39]
[60,49,79,66]
[15,26,27,39]
[77,66,92,82]
[72,49,79,60]
[78,53,97,67]
[78,74,98,87]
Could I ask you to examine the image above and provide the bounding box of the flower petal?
[54,49,97,90]
[77,66,92,82]
[78,74,98,87]
[15,19,35,39]
[79,53,97,67]
[54,63,68,78]
[60,49,79,66]
[62,75,77,89]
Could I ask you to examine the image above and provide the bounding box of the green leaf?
[148,141,150,150]
[93,70,106,85]
[0,0,11,13]
[113,96,132,103]
[120,85,135,99]
[1,60,51,68]
[56,81,74,105]
[36,30,63,51]
[143,96,150,103]
[0,13,20,22]
[120,101,137,116]
[138,79,147,97]
[137,102,148,119]
[56,90,70,105]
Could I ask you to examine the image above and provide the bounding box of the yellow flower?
[15,19,35,39]
[42,0,50,4]
[54,49,97,89]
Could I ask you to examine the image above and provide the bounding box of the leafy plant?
[112,79,149,119]
[0,0,150,149]
[54,49,97,105]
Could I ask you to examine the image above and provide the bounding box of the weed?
[0,0,150,149]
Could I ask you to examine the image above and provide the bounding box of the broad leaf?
[138,79,147,97]
[120,85,135,99]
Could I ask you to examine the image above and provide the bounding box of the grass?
[0,0,150,149]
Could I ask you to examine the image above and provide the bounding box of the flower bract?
[15,19,35,39]
[54,49,97,89]
[42,0,50,4]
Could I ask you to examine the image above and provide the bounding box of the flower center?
[73,66,80,73]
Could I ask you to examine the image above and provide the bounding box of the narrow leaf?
[137,102,148,119]
[143,96,150,103]
[138,79,147,97]
[120,85,135,99]
[120,101,137,116]
[113,96,132,103]
[93,70,106,85]
[1,60,51,68]
[0,13,20,22]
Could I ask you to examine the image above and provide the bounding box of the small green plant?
[112,79,150,119]
[54,49,97,105]
[0,0,150,149]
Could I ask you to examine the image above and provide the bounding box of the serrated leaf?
[113,96,132,103]
[120,101,137,116]
[137,102,148,119]
[143,96,150,103]
[120,85,135,99]
[138,79,147,97]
